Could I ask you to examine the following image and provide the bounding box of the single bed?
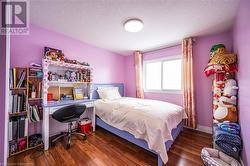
[91,83,187,166]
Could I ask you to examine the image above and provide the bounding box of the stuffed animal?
[70,71,76,82]
[214,105,238,123]
[213,80,225,89]
[204,64,237,77]
[223,79,238,97]
[218,96,237,106]
[208,44,237,66]
[213,95,238,122]
[213,87,222,99]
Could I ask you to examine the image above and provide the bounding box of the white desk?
[42,99,95,150]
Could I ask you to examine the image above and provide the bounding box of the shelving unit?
[8,67,44,157]
[42,59,92,105]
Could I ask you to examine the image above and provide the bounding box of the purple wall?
[233,0,250,165]
[124,31,233,128]
[0,34,6,164]
[11,24,125,84]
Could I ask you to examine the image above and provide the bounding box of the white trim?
[4,2,11,164]
[196,125,212,134]
[4,27,10,166]
[143,55,183,94]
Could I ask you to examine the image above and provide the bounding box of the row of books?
[9,93,26,114]
[9,68,26,88]
[8,117,28,141]
[29,105,42,122]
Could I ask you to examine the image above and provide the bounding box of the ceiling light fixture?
[124,19,144,32]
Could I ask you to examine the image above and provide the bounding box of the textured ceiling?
[30,0,240,55]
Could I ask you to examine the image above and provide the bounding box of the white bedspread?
[94,97,187,164]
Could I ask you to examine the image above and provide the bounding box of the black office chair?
[51,104,87,149]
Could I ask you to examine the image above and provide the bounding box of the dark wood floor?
[8,127,212,166]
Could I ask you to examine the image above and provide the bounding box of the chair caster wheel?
[83,135,87,140]
[66,143,71,149]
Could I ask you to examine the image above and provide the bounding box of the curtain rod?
[142,42,181,54]
[142,38,196,54]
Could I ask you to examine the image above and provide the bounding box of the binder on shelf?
[13,68,16,88]
[8,121,12,141]
[18,117,25,138]
[12,120,18,140]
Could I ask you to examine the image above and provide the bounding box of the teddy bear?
[223,79,238,97]
[213,106,238,123]
[218,96,237,106]
[213,96,238,123]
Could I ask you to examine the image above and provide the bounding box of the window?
[144,56,182,93]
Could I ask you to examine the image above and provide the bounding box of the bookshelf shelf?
[48,81,91,85]
[44,59,92,70]
[10,87,27,90]
[9,111,27,118]
[9,143,43,157]
[28,98,42,101]
[28,76,43,79]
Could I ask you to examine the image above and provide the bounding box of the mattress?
[94,97,187,164]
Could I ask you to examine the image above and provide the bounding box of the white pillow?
[97,87,121,100]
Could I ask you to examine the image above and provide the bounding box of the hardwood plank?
[8,128,211,166]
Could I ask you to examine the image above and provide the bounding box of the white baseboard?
[196,125,212,134]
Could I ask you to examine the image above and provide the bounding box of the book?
[9,69,13,88]
[24,118,28,137]
[9,140,17,154]
[13,68,16,88]
[12,95,18,113]
[17,71,26,88]
[8,92,13,113]
[12,120,18,140]
[18,117,25,138]
[8,121,12,141]
[17,96,21,112]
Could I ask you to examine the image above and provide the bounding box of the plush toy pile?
[201,44,242,165]
[204,44,239,123]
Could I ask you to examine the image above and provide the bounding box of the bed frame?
[91,83,184,166]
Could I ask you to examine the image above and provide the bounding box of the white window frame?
[143,55,183,94]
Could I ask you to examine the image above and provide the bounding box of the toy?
[213,87,222,99]
[204,64,237,77]
[65,70,71,80]
[218,96,237,106]
[44,47,64,62]
[213,105,238,123]
[208,44,237,66]
[70,71,76,82]
[213,80,225,89]
[223,79,238,97]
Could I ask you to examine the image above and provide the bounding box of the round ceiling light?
[124,19,144,32]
